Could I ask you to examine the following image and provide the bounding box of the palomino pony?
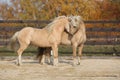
[37,16,86,65]
[9,16,76,66]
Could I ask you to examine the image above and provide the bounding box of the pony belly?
[31,41,51,47]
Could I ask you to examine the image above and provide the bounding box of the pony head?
[68,15,77,28]
[68,16,84,35]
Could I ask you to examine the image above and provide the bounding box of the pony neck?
[78,21,86,33]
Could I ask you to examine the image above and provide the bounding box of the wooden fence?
[0,20,120,46]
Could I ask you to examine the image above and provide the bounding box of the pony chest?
[48,34,61,44]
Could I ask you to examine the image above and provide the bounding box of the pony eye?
[75,19,77,22]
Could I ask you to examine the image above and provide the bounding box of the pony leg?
[17,44,28,66]
[40,54,45,65]
[37,47,51,65]
[17,48,24,66]
[72,44,77,66]
[50,50,53,64]
[17,48,22,66]
[78,44,84,65]
[37,47,44,64]
[52,45,58,66]
[38,54,43,64]
[45,48,51,64]
[39,48,51,65]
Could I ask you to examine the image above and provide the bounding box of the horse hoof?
[53,63,58,66]
[77,62,80,65]
[18,64,20,66]
[17,63,22,66]
[15,62,21,66]
[39,62,45,65]
[48,62,51,65]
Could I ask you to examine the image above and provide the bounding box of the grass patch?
[0,46,37,56]
[58,45,120,56]
[0,45,120,56]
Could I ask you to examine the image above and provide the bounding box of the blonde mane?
[76,16,85,32]
[45,16,67,32]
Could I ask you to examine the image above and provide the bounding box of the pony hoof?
[15,62,21,66]
[17,63,22,66]
[39,62,45,65]
[77,62,80,65]
[17,64,20,66]
[47,62,51,65]
[53,63,58,66]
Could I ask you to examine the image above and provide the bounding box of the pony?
[37,16,86,66]
[9,16,77,66]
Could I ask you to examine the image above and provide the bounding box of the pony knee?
[17,49,23,55]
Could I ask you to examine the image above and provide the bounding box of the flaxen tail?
[8,31,19,50]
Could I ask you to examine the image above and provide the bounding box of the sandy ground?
[0,56,120,80]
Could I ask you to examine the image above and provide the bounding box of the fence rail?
[0,20,120,23]
[0,27,120,32]
[0,20,120,46]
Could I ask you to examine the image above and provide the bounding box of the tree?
[0,0,120,20]
[40,0,101,20]
[96,0,120,20]
[0,3,13,20]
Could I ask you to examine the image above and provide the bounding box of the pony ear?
[77,16,83,20]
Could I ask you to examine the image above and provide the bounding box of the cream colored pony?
[9,16,76,66]
[37,16,86,66]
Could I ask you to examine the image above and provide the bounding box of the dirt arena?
[0,56,120,80]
